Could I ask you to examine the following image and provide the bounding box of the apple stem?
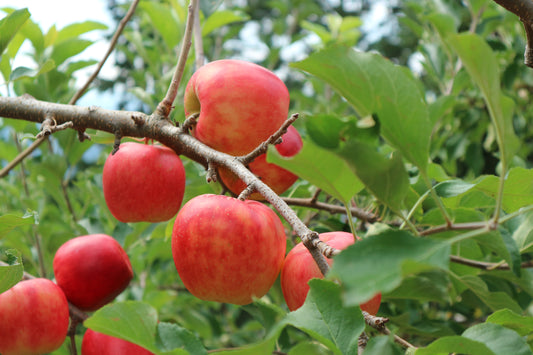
[112,132,122,155]
[206,161,218,183]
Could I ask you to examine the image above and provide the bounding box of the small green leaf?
[50,38,93,65]
[9,59,55,81]
[84,301,158,352]
[337,141,410,213]
[288,342,332,355]
[0,8,30,56]
[267,138,364,203]
[156,322,207,354]
[363,336,403,355]
[330,230,450,306]
[202,10,249,36]
[434,180,474,198]
[486,309,533,336]
[415,336,496,355]
[0,212,37,238]
[55,20,108,44]
[462,323,533,355]
[284,279,365,355]
[242,298,286,332]
[0,249,23,294]
[140,2,182,49]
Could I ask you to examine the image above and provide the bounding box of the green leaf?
[511,210,533,253]
[447,33,519,169]
[0,212,38,238]
[267,138,364,203]
[55,20,108,44]
[450,274,522,314]
[202,10,249,36]
[462,322,533,355]
[84,301,158,352]
[242,298,286,332]
[284,279,365,355]
[9,59,55,81]
[434,180,474,198]
[156,322,207,354]
[415,336,496,355]
[288,342,332,355]
[363,336,403,355]
[140,2,182,49]
[475,168,533,213]
[330,229,450,306]
[0,249,23,294]
[292,45,431,172]
[337,141,410,213]
[0,8,30,56]
[50,38,93,65]
[486,309,533,336]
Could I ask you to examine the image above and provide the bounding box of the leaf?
[156,322,207,354]
[284,279,365,355]
[511,210,533,253]
[337,141,410,213]
[202,10,249,36]
[50,38,93,65]
[0,8,30,56]
[55,20,108,44]
[486,309,533,336]
[447,33,519,169]
[415,336,496,355]
[363,336,403,355]
[140,1,182,49]
[288,342,332,355]
[0,212,38,238]
[242,298,286,332]
[267,138,364,203]
[330,229,450,306]
[450,274,522,314]
[0,249,23,294]
[84,301,158,352]
[434,180,474,198]
[292,45,431,172]
[9,59,55,81]
[462,322,533,355]
[475,168,533,213]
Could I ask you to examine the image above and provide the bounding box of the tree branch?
[0,96,332,275]
[450,255,533,270]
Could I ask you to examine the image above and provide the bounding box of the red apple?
[102,142,186,223]
[171,194,286,305]
[281,231,381,314]
[218,125,303,200]
[184,59,290,156]
[82,329,154,355]
[53,234,133,311]
[0,278,69,355]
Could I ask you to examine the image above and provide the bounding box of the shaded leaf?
[462,322,532,355]
[0,212,38,238]
[0,249,23,294]
[156,322,207,354]
[415,336,496,355]
[486,309,533,336]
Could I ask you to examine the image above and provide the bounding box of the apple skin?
[184,59,290,156]
[82,329,154,355]
[102,142,186,223]
[218,126,303,200]
[171,194,287,305]
[53,234,133,311]
[0,278,70,355]
[281,231,381,314]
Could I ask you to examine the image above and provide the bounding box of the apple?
[171,194,286,305]
[53,234,133,311]
[102,142,186,223]
[0,278,70,355]
[184,59,290,156]
[218,125,303,200]
[82,329,154,355]
[281,231,381,314]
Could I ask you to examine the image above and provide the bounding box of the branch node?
[77,129,91,142]
[181,112,199,133]
[238,182,256,201]
[36,117,75,138]
[131,114,145,126]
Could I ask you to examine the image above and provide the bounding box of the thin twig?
[362,311,417,349]
[419,221,489,236]
[450,255,533,270]
[282,197,379,222]
[156,0,198,118]
[192,0,204,68]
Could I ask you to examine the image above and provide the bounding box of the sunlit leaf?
[0,8,30,56]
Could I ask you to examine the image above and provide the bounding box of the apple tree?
[2,0,533,354]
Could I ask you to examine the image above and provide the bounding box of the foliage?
[2,0,533,354]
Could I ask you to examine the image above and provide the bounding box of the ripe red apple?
[102,142,186,223]
[218,125,303,200]
[184,59,290,156]
[281,231,381,314]
[171,194,286,305]
[82,329,154,355]
[0,278,69,355]
[53,234,133,311]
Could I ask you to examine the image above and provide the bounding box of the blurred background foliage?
[2,0,533,353]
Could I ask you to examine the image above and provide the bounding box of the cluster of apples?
[0,234,149,354]
[0,60,380,355]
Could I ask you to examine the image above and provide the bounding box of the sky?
[1,0,117,108]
